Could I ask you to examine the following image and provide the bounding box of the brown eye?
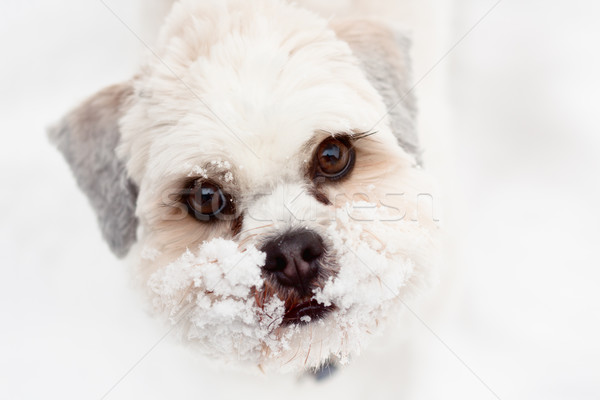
[185,180,234,221]
[314,137,355,180]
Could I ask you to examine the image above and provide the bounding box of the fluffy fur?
[50,0,440,373]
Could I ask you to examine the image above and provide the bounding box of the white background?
[1,0,599,399]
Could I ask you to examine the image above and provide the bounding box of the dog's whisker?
[236,231,272,250]
[238,223,275,236]
[283,340,303,367]
[361,229,386,249]
[176,283,194,308]
[304,342,312,367]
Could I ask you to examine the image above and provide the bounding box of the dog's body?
[51,0,446,377]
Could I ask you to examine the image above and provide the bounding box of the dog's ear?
[48,83,138,258]
[332,19,420,163]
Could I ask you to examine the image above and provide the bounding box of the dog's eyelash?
[160,178,198,208]
[350,130,378,141]
[161,196,183,209]
[345,130,378,153]
[161,190,185,208]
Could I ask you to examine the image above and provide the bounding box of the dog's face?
[50,0,439,372]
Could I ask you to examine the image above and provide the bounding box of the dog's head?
[50,0,439,372]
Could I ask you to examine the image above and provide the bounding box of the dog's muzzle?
[260,229,334,324]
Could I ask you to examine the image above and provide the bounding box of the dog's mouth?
[282,299,334,326]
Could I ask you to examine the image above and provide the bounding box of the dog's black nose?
[261,230,324,292]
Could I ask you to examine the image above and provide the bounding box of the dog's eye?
[314,137,355,180]
[185,180,234,221]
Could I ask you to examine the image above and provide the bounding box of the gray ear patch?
[332,19,421,164]
[48,83,138,258]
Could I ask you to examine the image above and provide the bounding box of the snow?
[223,171,234,183]
[145,201,436,372]
[141,245,162,261]
[148,239,289,367]
[186,165,208,178]
[210,159,232,170]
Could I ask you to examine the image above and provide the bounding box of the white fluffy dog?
[50,0,441,374]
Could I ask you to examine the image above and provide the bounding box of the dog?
[49,0,441,374]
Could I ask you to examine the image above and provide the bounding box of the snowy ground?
[1,1,599,399]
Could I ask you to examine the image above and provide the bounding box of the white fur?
[66,0,443,373]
